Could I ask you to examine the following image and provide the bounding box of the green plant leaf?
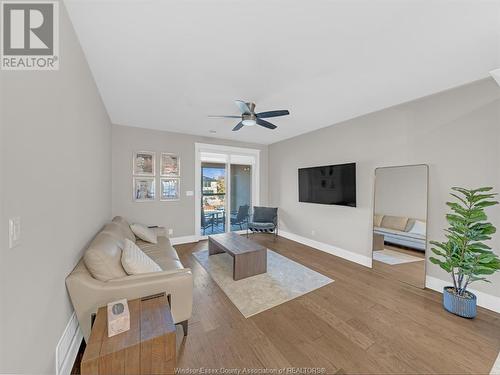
[431,248,447,257]
[475,200,499,209]
[430,186,499,291]
[470,187,493,193]
[471,194,498,203]
[450,193,469,206]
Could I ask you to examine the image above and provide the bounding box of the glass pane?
[201,163,226,235]
[230,164,252,232]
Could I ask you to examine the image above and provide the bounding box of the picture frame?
[160,153,180,177]
[133,177,156,202]
[160,178,180,201]
[133,151,156,176]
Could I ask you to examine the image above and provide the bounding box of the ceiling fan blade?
[232,121,244,131]
[256,110,290,118]
[235,100,252,114]
[256,118,277,130]
[208,115,242,119]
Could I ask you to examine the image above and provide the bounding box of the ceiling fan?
[209,100,290,131]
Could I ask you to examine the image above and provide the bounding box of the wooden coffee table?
[81,294,176,375]
[208,232,267,280]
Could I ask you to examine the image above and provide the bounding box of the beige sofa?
[373,214,426,251]
[66,216,193,341]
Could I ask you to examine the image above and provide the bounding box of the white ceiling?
[65,0,500,145]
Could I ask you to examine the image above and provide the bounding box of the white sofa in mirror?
[372,165,429,288]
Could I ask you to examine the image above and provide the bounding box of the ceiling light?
[242,119,256,126]
[490,68,500,86]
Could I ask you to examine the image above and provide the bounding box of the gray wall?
[112,125,268,237]
[0,2,112,373]
[374,165,428,221]
[269,78,500,297]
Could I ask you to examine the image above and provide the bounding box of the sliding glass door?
[196,144,259,237]
[201,163,226,235]
[229,164,252,232]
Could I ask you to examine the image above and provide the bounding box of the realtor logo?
[1,1,59,70]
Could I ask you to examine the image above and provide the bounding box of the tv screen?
[298,163,356,207]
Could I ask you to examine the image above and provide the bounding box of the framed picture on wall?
[160,178,180,201]
[133,151,155,176]
[160,153,180,177]
[133,177,156,201]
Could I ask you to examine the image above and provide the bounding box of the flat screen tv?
[298,163,356,207]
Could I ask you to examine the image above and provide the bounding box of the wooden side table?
[81,294,176,375]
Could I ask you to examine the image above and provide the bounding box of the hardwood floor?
[73,234,500,374]
[372,245,426,288]
[175,234,499,373]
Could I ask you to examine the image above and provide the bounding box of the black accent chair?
[247,206,278,239]
[201,209,214,235]
[231,204,250,230]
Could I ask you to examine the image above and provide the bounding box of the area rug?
[373,249,424,265]
[193,249,334,317]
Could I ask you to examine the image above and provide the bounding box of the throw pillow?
[121,239,162,275]
[381,215,409,231]
[409,220,426,236]
[373,214,384,227]
[130,223,158,244]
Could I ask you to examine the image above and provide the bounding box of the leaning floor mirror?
[372,165,429,288]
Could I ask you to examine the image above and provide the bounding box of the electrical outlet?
[311,230,316,236]
[185,190,194,197]
[9,217,21,248]
[168,228,174,236]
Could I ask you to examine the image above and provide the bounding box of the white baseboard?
[170,235,200,245]
[56,312,83,375]
[279,230,372,268]
[425,275,500,313]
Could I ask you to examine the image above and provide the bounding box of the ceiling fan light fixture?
[242,119,257,126]
[210,100,289,131]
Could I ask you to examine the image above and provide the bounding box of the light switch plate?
[185,190,194,197]
[9,217,21,248]
[168,228,174,235]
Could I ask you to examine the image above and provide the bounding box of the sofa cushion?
[137,237,183,271]
[373,214,384,227]
[374,226,426,240]
[405,219,415,232]
[84,232,127,281]
[381,215,408,231]
[137,236,180,261]
[141,244,184,271]
[100,223,127,247]
[409,220,426,236]
[130,223,158,244]
[112,216,136,242]
[121,239,162,275]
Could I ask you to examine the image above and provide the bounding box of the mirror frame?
[372,164,430,289]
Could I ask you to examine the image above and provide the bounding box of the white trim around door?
[195,143,260,239]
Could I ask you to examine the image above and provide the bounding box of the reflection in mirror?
[372,165,428,288]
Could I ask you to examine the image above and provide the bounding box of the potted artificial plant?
[430,187,500,318]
